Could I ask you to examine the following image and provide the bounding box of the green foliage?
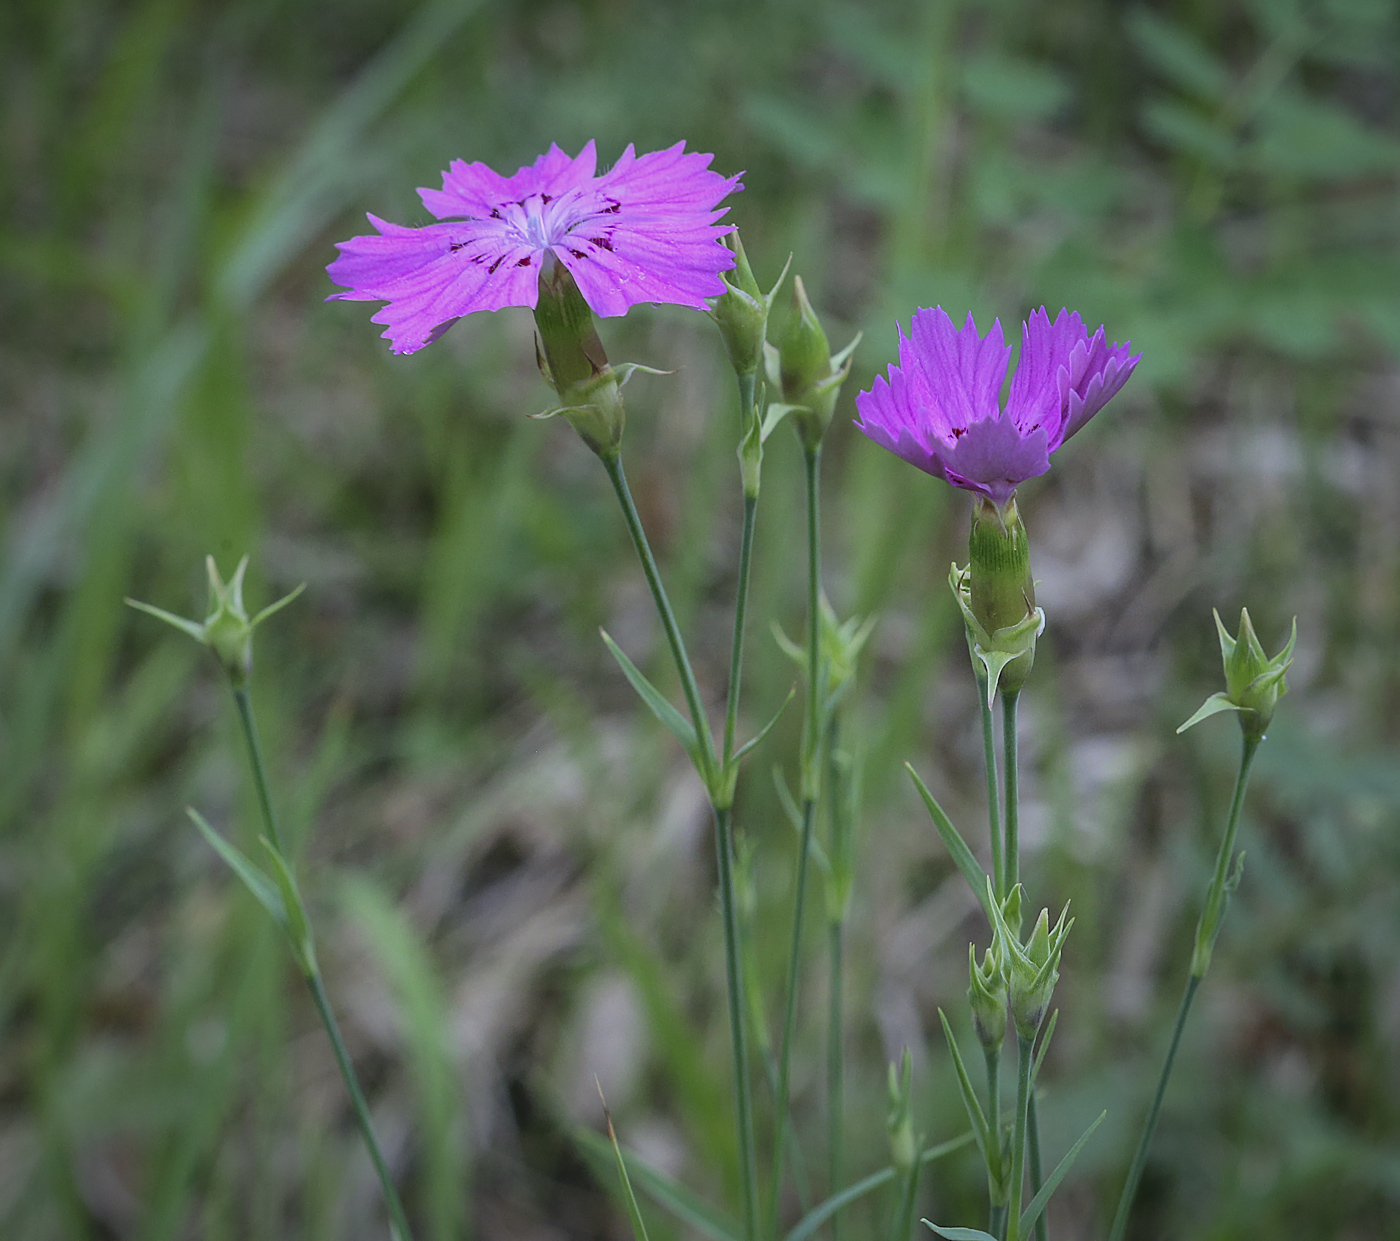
[3,0,1400,1236]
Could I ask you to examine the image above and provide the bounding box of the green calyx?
[950,563,1044,711]
[954,497,1042,704]
[886,1047,918,1173]
[126,555,305,687]
[968,942,1008,1050]
[986,881,1072,1042]
[708,231,790,381]
[764,275,860,451]
[533,254,626,456]
[1178,608,1297,740]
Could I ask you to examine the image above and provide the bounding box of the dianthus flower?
[855,307,1139,506]
[327,141,742,354]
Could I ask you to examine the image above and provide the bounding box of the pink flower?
[327,141,743,354]
[855,307,1140,506]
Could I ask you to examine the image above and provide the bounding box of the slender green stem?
[1001,690,1020,895]
[600,451,717,781]
[1005,1036,1034,1241]
[307,968,415,1241]
[801,444,823,796]
[825,711,849,1241]
[989,1205,1007,1241]
[768,797,816,1239]
[717,805,761,1241]
[1191,736,1261,976]
[1108,734,1259,1241]
[767,444,824,1240]
[724,492,759,766]
[1106,975,1200,1241]
[888,1161,921,1241]
[979,688,1004,900]
[229,684,413,1241]
[1027,1093,1045,1241]
[827,919,844,1241]
[982,1044,1002,1237]
[724,370,760,767]
[233,684,284,855]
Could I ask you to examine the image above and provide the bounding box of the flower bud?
[533,254,626,457]
[1178,608,1296,741]
[771,276,859,451]
[126,556,305,688]
[986,882,1072,1042]
[967,943,1007,1050]
[886,1048,917,1173]
[708,232,769,379]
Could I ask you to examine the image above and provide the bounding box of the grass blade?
[907,764,990,916]
[1017,1110,1107,1237]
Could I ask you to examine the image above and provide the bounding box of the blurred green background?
[4,0,1400,1237]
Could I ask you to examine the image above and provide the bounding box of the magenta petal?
[1007,307,1089,448]
[940,416,1052,506]
[1062,334,1141,441]
[326,215,541,353]
[902,308,1010,439]
[330,141,743,345]
[854,303,1138,500]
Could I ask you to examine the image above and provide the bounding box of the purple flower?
[854,307,1139,506]
[327,141,743,354]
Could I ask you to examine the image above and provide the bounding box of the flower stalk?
[128,562,414,1241]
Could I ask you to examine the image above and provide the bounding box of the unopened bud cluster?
[976,881,1072,1043]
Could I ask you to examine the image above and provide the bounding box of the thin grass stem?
[716,804,761,1241]
[1005,1035,1034,1241]
[600,452,717,782]
[230,684,413,1241]
[979,688,1004,900]
[1108,734,1259,1241]
[1027,1092,1045,1241]
[827,919,844,1241]
[1001,690,1020,895]
[723,370,760,767]
[766,444,823,1240]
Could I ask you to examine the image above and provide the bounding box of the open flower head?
[855,307,1139,506]
[328,141,743,354]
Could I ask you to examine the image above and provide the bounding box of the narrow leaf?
[733,685,796,763]
[760,401,804,442]
[187,808,284,924]
[613,362,674,387]
[251,581,307,627]
[1017,1110,1107,1237]
[907,766,991,915]
[260,839,316,973]
[573,1126,739,1241]
[1177,692,1241,734]
[922,1225,998,1240]
[597,1082,651,1241]
[1031,1009,1059,1084]
[600,629,702,766]
[785,1133,973,1241]
[126,598,207,644]
[772,766,804,831]
[937,1010,991,1164]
